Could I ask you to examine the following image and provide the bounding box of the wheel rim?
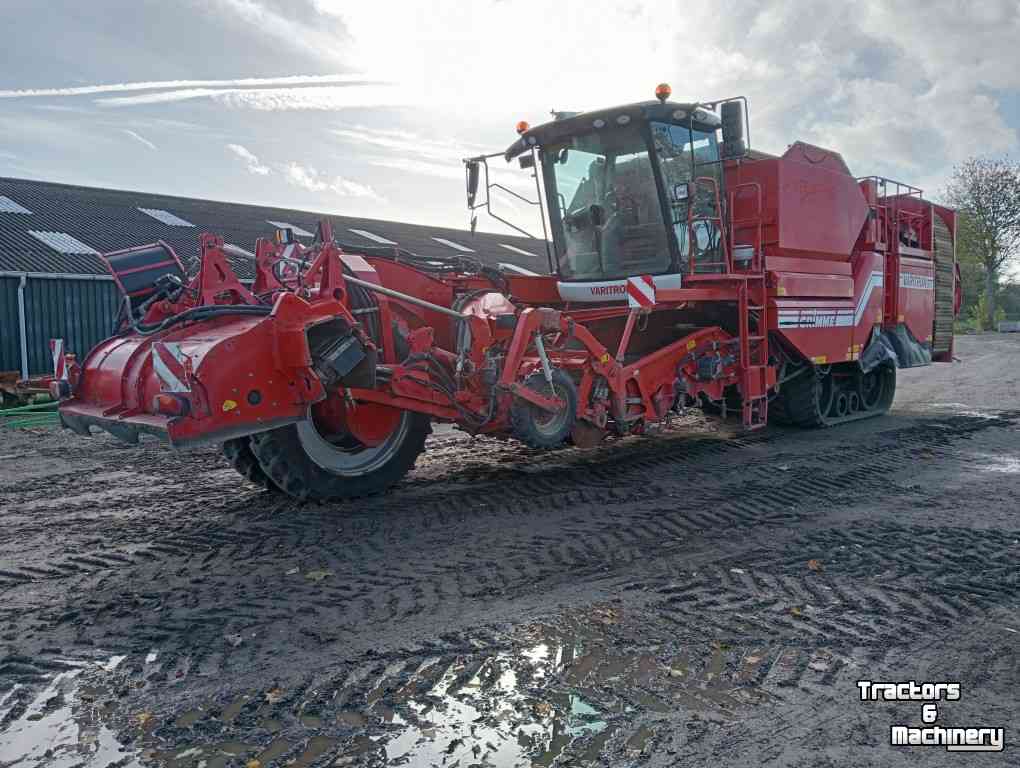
[531,380,570,438]
[834,392,849,417]
[860,369,885,410]
[296,410,411,476]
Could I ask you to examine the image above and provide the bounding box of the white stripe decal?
[557,273,682,303]
[778,270,883,329]
[152,342,190,393]
[900,274,934,290]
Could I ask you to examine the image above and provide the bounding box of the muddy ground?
[0,333,1017,767]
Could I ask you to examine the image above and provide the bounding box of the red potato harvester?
[53,86,961,501]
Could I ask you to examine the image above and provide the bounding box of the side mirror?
[465,160,481,208]
[589,204,605,227]
[518,154,535,169]
[671,182,690,202]
[720,101,746,158]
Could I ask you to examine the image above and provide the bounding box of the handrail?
[687,176,730,274]
[728,181,764,273]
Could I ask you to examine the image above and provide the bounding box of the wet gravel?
[0,333,1018,767]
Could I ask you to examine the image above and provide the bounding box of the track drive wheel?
[223,437,280,492]
[858,364,896,414]
[510,369,578,449]
[249,409,430,502]
[780,365,836,428]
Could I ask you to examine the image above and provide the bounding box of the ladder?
[730,182,767,429]
[738,274,768,429]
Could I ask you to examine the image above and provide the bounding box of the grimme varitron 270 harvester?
[54,86,960,500]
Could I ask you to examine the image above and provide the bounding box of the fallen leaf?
[789,606,802,617]
[246,760,262,768]
[136,711,154,728]
[285,567,299,576]
[224,633,244,648]
[744,655,762,665]
[807,559,824,572]
[305,569,334,582]
[265,687,284,704]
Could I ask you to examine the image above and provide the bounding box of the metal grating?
[348,228,396,245]
[28,230,100,255]
[0,194,32,214]
[137,207,195,227]
[432,236,474,253]
[266,220,314,238]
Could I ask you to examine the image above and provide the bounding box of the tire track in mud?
[2,409,1010,692]
[2,411,1013,596]
[643,520,1020,664]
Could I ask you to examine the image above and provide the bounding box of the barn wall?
[0,274,120,377]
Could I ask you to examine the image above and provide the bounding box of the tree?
[944,157,1020,327]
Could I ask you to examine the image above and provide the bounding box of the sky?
[0,0,1018,236]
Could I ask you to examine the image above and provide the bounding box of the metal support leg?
[534,332,553,385]
[616,309,640,364]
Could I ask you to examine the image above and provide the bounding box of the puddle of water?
[975,453,1020,473]
[0,662,140,768]
[371,643,608,768]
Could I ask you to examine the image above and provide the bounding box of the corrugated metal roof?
[0,176,550,280]
[266,220,314,238]
[347,228,397,245]
[431,236,475,253]
[0,194,32,215]
[28,230,101,255]
[137,207,196,227]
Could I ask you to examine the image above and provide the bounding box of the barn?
[0,176,548,379]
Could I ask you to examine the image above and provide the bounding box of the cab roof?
[503,100,722,160]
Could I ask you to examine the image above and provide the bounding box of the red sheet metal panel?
[898,255,935,345]
[775,147,869,260]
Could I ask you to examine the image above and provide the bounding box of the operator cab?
[495,87,747,286]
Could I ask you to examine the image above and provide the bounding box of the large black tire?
[510,369,577,449]
[223,438,279,492]
[249,412,430,502]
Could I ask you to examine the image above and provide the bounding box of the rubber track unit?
[222,437,279,492]
[248,415,431,502]
[778,365,895,428]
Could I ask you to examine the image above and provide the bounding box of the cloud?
[332,125,532,191]
[95,83,400,110]
[285,162,383,200]
[122,129,157,150]
[0,74,378,100]
[227,144,271,175]
[0,1,354,88]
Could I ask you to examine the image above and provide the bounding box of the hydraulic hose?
[131,304,272,336]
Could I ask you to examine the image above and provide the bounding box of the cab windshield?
[651,122,724,273]
[545,125,670,281]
